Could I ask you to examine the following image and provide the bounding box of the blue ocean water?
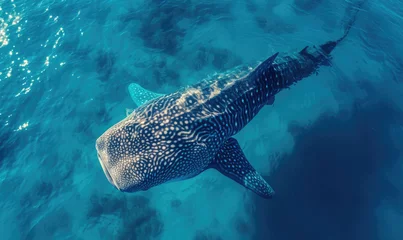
[0,0,402,239]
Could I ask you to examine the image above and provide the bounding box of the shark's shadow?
[253,99,403,240]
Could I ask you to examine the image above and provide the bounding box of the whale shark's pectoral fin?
[128,83,165,107]
[210,138,275,199]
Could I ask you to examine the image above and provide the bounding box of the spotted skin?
[96,36,349,199]
[212,137,275,198]
[96,1,365,199]
[128,83,164,107]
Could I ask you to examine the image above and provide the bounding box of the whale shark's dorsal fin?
[300,46,309,54]
[128,83,165,107]
[250,52,279,77]
[209,137,275,198]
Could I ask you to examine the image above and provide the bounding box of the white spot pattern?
[96,49,322,196]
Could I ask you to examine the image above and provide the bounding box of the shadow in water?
[254,99,403,240]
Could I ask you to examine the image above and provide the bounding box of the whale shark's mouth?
[97,152,121,191]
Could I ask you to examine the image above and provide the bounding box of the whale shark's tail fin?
[320,0,367,55]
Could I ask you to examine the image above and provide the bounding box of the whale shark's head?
[95,121,149,192]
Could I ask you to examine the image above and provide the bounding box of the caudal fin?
[320,0,367,54]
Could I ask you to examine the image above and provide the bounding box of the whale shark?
[96,4,364,199]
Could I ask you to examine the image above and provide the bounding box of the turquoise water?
[1,0,403,239]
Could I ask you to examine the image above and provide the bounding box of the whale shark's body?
[96,42,334,198]
[96,4,363,198]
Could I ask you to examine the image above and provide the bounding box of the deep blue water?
[1,0,402,239]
